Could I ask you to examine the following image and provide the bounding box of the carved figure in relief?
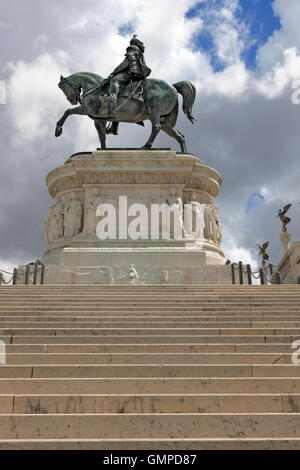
[84,191,103,235]
[184,192,204,239]
[204,203,217,242]
[128,265,139,284]
[64,193,82,239]
[167,190,184,238]
[213,206,222,245]
[50,199,64,242]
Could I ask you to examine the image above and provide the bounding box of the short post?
[25,264,30,285]
[246,264,252,285]
[274,272,282,284]
[231,264,235,285]
[238,261,243,284]
[33,261,38,286]
[40,264,45,285]
[259,268,265,285]
[269,264,274,276]
[12,268,18,286]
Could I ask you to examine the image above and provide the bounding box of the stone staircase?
[0,284,300,449]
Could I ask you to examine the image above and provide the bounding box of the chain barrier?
[231,261,283,285]
[1,262,45,286]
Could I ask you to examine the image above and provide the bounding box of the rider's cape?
[112,49,151,79]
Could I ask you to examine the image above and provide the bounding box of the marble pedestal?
[40,149,228,285]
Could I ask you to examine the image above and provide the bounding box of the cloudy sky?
[0,0,300,276]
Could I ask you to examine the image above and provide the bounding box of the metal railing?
[230,262,283,285]
[0,261,45,286]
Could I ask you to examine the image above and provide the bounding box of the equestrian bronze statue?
[55,35,196,152]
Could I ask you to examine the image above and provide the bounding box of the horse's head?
[58,75,81,105]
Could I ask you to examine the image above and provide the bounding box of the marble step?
[1,393,300,414]
[2,319,300,327]
[2,352,294,365]
[1,377,300,394]
[1,307,299,314]
[2,334,299,344]
[1,314,300,321]
[1,414,300,439]
[1,296,300,303]
[1,303,299,309]
[1,327,300,336]
[4,343,297,353]
[1,438,300,450]
[1,364,300,378]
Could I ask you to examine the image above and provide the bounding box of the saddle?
[118,80,145,102]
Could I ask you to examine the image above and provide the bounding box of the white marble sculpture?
[184,192,205,240]
[204,203,217,242]
[64,193,82,239]
[128,265,139,284]
[167,190,184,238]
[50,200,64,242]
[84,191,103,235]
[213,206,222,245]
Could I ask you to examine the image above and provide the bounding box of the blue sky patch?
[118,22,135,37]
[237,0,281,69]
[244,192,265,214]
[185,0,281,71]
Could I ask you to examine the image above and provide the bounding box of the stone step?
[1,308,300,315]
[2,320,300,328]
[1,304,300,310]
[1,393,300,414]
[0,317,300,329]
[1,314,300,321]
[2,297,299,304]
[3,343,296,353]
[1,377,300,394]
[1,327,300,336]
[2,352,293,365]
[3,334,299,344]
[1,438,300,450]
[1,414,300,439]
[1,364,300,378]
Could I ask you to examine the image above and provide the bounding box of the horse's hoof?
[55,126,62,137]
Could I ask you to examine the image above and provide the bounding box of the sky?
[0,0,300,276]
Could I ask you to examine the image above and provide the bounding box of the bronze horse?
[55,72,196,152]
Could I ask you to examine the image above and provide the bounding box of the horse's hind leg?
[161,123,186,153]
[161,102,187,153]
[142,104,161,149]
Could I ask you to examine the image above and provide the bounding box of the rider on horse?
[103,35,151,111]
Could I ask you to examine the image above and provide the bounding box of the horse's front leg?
[55,105,86,137]
[93,119,107,149]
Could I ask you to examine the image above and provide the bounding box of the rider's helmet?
[130,35,145,53]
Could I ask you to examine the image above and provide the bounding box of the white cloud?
[7,51,70,144]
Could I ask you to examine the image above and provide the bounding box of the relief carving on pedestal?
[84,190,104,236]
[204,204,222,245]
[64,193,83,239]
[44,199,64,245]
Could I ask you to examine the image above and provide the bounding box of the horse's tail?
[173,81,196,123]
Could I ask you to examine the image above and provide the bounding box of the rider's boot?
[108,79,120,112]
[106,122,119,135]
